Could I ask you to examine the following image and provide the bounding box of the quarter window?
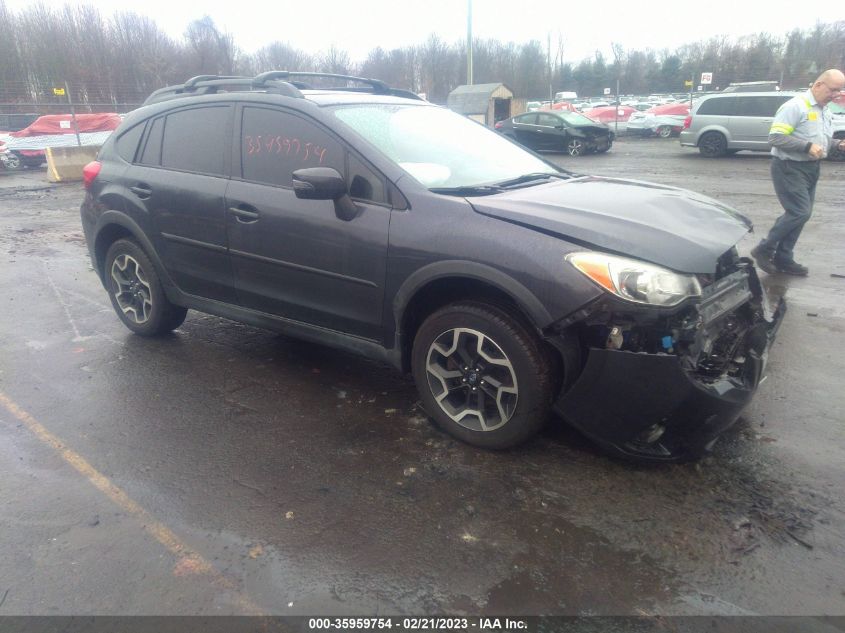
[241,107,343,187]
[348,153,386,204]
[115,123,144,163]
[138,117,164,166]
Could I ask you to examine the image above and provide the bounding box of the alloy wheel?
[567,139,585,156]
[110,254,153,324]
[425,327,518,432]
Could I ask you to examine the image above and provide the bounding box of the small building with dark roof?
[447,83,513,127]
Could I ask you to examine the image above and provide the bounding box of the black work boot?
[750,245,778,274]
[775,260,809,276]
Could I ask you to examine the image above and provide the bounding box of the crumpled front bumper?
[553,267,786,462]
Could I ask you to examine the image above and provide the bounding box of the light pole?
[467,0,473,85]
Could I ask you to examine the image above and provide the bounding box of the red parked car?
[582,105,636,123]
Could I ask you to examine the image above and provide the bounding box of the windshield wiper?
[429,184,504,197]
[493,172,567,188]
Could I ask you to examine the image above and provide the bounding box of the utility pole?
[611,43,623,136]
[466,0,473,85]
[65,82,82,147]
[548,32,553,104]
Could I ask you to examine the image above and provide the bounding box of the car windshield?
[330,104,558,189]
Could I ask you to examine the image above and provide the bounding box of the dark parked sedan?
[495,111,614,156]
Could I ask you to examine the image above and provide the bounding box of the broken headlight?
[566,252,702,307]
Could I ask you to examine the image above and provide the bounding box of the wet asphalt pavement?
[0,138,844,619]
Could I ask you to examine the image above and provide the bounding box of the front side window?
[241,107,344,187]
[331,104,558,188]
[536,114,560,127]
[160,106,231,175]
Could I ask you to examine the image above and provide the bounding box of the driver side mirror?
[292,167,359,221]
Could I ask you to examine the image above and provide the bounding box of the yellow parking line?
[0,390,264,615]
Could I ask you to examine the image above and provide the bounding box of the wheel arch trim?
[94,211,178,296]
[392,260,553,336]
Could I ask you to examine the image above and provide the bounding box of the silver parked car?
[679,92,795,157]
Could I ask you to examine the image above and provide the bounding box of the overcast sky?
[4,0,832,63]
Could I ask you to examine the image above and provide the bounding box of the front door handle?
[228,206,260,223]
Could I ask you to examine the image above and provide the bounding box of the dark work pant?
[760,158,820,264]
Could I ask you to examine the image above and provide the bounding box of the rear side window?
[696,97,738,116]
[240,106,344,188]
[736,96,792,117]
[514,114,537,124]
[160,106,231,176]
[115,123,144,163]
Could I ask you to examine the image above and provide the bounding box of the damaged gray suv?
[80,72,785,462]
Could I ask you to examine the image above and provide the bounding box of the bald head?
[812,69,845,106]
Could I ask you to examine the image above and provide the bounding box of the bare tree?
[246,42,315,74]
[2,3,843,111]
[184,16,236,76]
[318,45,353,75]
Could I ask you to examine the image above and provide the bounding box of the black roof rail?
[184,74,245,88]
[143,76,304,105]
[253,71,391,93]
[143,71,422,106]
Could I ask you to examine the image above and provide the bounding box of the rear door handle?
[129,184,152,199]
[228,206,260,223]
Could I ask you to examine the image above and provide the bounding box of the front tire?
[412,302,556,449]
[104,239,187,336]
[656,125,672,138]
[566,138,586,156]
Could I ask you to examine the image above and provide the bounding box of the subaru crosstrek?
[80,72,785,461]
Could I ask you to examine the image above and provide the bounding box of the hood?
[469,176,752,273]
[571,124,611,135]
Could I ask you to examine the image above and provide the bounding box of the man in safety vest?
[751,68,845,276]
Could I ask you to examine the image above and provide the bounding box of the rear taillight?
[494,121,504,129]
[82,161,101,190]
[682,116,692,130]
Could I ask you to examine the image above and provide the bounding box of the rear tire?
[698,131,728,157]
[104,239,187,336]
[412,302,556,449]
[2,152,21,170]
[656,125,672,138]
